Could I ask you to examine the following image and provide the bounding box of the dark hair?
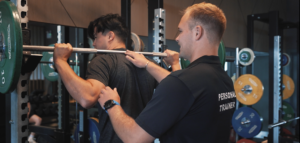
[88,14,129,44]
[184,2,226,43]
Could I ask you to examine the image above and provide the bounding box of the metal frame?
[153,8,166,66]
[121,0,132,51]
[10,0,28,29]
[273,35,281,143]
[235,47,240,142]
[10,73,30,143]
[148,0,163,53]
[297,23,299,140]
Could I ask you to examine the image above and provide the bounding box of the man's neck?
[189,42,218,63]
[107,43,126,50]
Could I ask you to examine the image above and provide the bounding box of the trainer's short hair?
[184,2,226,43]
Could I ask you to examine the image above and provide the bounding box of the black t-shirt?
[136,56,236,143]
[86,48,157,143]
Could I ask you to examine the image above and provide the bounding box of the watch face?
[104,100,114,110]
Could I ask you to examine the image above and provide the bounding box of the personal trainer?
[98,2,236,143]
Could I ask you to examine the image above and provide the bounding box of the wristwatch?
[103,100,120,112]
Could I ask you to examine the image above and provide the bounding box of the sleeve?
[85,55,113,86]
[135,75,194,138]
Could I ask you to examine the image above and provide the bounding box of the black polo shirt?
[136,56,236,143]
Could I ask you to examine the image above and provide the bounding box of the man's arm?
[98,87,155,143]
[163,49,181,71]
[54,43,105,108]
[125,50,170,83]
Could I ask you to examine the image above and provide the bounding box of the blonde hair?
[184,2,226,43]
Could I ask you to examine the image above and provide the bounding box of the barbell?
[22,45,167,56]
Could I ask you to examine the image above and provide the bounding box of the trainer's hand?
[164,49,179,66]
[98,87,120,109]
[53,43,73,63]
[125,50,150,68]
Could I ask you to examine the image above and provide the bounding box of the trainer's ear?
[194,25,203,41]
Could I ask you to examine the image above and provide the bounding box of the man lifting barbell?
[98,2,236,142]
[53,14,173,143]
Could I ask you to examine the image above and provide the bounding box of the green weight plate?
[0,1,23,94]
[238,48,255,66]
[180,58,190,69]
[282,101,295,126]
[218,40,226,68]
[180,41,226,69]
[239,51,251,62]
[41,50,58,82]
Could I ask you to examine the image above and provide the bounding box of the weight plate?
[237,139,256,143]
[180,58,190,69]
[180,41,226,69]
[234,74,264,105]
[282,74,295,100]
[282,128,292,135]
[41,50,58,82]
[218,40,226,68]
[0,1,23,94]
[282,101,295,126]
[74,118,100,143]
[282,53,290,67]
[238,48,255,66]
[131,32,144,52]
[232,107,262,138]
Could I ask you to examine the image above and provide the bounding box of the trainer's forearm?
[108,106,155,143]
[146,62,171,83]
[55,60,98,108]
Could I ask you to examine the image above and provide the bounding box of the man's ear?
[194,25,203,40]
[107,31,115,42]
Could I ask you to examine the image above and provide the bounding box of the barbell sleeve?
[23,45,167,57]
[268,117,299,129]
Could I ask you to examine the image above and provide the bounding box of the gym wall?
[23,0,298,52]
